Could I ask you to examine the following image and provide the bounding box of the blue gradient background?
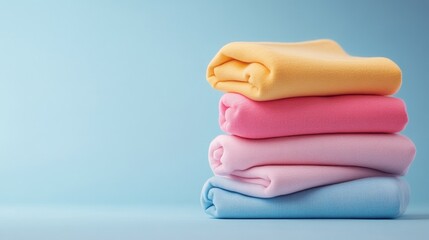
[0,0,428,210]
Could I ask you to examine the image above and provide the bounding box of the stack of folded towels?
[201,39,416,219]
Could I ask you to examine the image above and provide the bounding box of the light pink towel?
[218,166,390,198]
[209,134,416,198]
[210,134,416,176]
[220,93,408,139]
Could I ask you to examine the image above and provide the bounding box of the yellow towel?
[207,39,401,101]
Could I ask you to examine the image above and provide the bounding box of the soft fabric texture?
[209,134,416,176]
[205,164,389,198]
[201,177,409,219]
[207,39,401,101]
[219,93,408,138]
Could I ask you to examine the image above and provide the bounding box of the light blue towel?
[201,177,409,219]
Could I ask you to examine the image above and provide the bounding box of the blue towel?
[201,177,409,219]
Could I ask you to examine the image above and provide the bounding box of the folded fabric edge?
[208,134,416,176]
[201,177,409,219]
[200,178,217,217]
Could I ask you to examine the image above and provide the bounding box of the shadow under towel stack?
[201,39,416,219]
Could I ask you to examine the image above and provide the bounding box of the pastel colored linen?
[206,164,389,198]
[207,39,401,101]
[201,177,409,219]
[219,93,408,138]
[209,134,416,176]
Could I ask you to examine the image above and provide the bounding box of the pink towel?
[210,134,415,176]
[216,166,390,198]
[208,134,415,198]
[220,93,408,139]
